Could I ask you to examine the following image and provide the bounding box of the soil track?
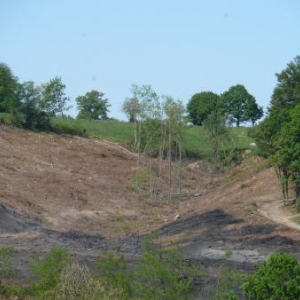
[1,126,300,280]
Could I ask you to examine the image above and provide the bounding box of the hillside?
[1,125,300,280]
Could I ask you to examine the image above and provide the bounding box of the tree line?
[1,62,264,130]
[186,85,263,127]
[0,63,110,130]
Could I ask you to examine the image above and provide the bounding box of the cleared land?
[0,125,300,281]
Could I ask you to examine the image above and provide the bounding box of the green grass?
[2,114,255,159]
[231,127,254,149]
[182,126,209,158]
[182,126,254,159]
[51,118,133,144]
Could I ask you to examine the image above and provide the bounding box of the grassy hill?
[0,112,254,159]
[52,117,254,159]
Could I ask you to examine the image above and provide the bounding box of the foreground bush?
[243,251,300,300]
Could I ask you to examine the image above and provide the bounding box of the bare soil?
[1,125,300,279]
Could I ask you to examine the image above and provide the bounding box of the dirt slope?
[0,126,189,237]
[1,125,300,271]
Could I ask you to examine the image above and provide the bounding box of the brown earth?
[1,125,300,278]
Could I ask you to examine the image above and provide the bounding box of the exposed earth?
[1,125,300,281]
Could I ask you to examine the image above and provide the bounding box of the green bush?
[97,250,132,299]
[133,236,201,300]
[0,247,15,279]
[31,248,69,297]
[243,251,300,300]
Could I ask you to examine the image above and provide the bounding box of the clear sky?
[1,1,300,120]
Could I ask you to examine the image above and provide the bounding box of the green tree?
[222,84,261,127]
[270,55,300,110]
[251,56,300,208]
[275,105,300,210]
[40,77,70,117]
[133,235,201,300]
[243,252,300,300]
[0,63,19,113]
[14,81,50,130]
[76,90,110,120]
[244,95,264,125]
[187,91,221,126]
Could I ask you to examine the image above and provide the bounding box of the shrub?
[243,251,300,299]
[133,235,202,300]
[31,248,69,296]
[97,250,131,299]
[0,247,15,279]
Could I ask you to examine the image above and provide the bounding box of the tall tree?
[221,84,262,127]
[251,56,300,209]
[244,96,264,125]
[186,91,221,126]
[270,55,300,110]
[40,77,70,116]
[76,90,110,120]
[0,63,19,113]
[16,81,50,130]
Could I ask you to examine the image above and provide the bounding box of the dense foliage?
[76,90,110,120]
[0,62,112,132]
[186,91,221,126]
[243,252,300,299]
[250,55,300,209]
[221,84,263,127]
[187,86,263,127]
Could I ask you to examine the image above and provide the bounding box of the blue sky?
[1,1,300,120]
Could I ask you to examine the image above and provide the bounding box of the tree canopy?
[243,251,300,300]
[186,91,221,126]
[270,55,300,110]
[76,90,110,120]
[251,55,300,209]
[221,84,263,127]
[16,81,51,130]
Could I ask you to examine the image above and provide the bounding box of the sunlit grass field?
[51,118,254,159]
